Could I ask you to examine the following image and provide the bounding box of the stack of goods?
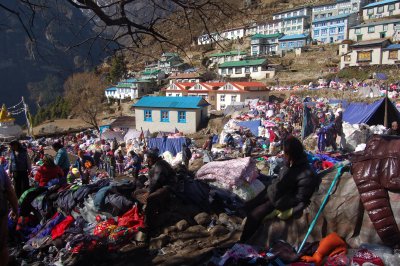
[195,157,264,202]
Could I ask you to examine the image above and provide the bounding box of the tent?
[124,129,142,141]
[358,86,381,98]
[101,130,126,142]
[343,98,400,125]
[147,137,186,156]
[237,120,261,136]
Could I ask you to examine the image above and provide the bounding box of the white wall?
[340,46,383,68]
[363,2,400,21]
[135,108,201,133]
[218,66,275,80]
[349,21,399,42]
[382,49,400,64]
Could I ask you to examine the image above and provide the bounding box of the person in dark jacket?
[203,135,213,152]
[146,149,176,194]
[334,110,346,150]
[239,136,319,242]
[73,150,95,175]
[9,141,31,198]
[387,121,400,136]
[181,143,192,169]
[0,166,18,266]
[225,133,235,148]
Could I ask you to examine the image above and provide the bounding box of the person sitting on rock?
[239,136,319,243]
[135,149,177,237]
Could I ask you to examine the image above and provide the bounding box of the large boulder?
[249,171,393,248]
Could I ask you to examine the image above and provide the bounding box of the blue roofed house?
[105,79,155,101]
[278,34,311,51]
[312,13,359,44]
[133,96,210,133]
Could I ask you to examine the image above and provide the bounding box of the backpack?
[0,168,8,216]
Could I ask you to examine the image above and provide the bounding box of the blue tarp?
[147,137,186,156]
[343,98,400,125]
[328,99,349,109]
[237,120,261,136]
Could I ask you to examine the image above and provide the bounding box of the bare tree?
[64,72,108,131]
[0,0,241,54]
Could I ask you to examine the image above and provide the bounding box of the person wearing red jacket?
[34,155,64,187]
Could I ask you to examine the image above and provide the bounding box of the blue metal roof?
[279,34,309,41]
[384,44,400,50]
[313,13,350,23]
[364,0,399,8]
[133,96,209,109]
[106,87,117,91]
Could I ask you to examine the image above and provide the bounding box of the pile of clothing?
[10,179,145,265]
[209,232,400,266]
[195,157,264,202]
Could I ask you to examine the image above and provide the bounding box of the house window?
[160,110,169,122]
[144,110,152,122]
[355,28,361,34]
[377,6,384,14]
[220,104,226,110]
[345,55,351,62]
[338,26,344,33]
[330,28,336,34]
[388,4,395,11]
[357,34,363,41]
[220,95,225,102]
[228,68,233,74]
[245,67,250,73]
[321,29,327,35]
[367,8,374,15]
[389,50,398,60]
[221,68,226,74]
[178,111,186,123]
[368,26,375,33]
[253,66,258,72]
[383,25,388,31]
[314,30,320,36]
[235,67,242,74]
[281,43,287,48]
[168,93,173,96]
[231,95,237,102]
[357,51,372,62]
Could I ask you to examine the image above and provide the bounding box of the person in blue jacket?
[53,142,70,178]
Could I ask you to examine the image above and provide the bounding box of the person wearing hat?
[105,151,116,178]
[67,168,81,184]
[9,140,31,198]
[34,155,64,187]
[334,109,345,151]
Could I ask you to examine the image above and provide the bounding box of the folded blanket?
[196,157,259,188]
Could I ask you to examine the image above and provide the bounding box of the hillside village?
[105,0,400,103]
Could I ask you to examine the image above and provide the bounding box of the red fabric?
[51,215,74,240]
[93,219,117,238]
[322,161,334,170]
[117,205,145,231]
[34,165,64,186]
[352,249,384,266]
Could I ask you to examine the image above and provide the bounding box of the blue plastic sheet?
[343,98,400,125]
[147,137,186,156]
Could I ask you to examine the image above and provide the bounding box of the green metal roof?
[142,69,161,75]
[209,51,247,57]
[251,33,282,40]
[218,59,267,68]
[133,96,209,109]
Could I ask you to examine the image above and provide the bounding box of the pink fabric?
[195,157,259,189]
